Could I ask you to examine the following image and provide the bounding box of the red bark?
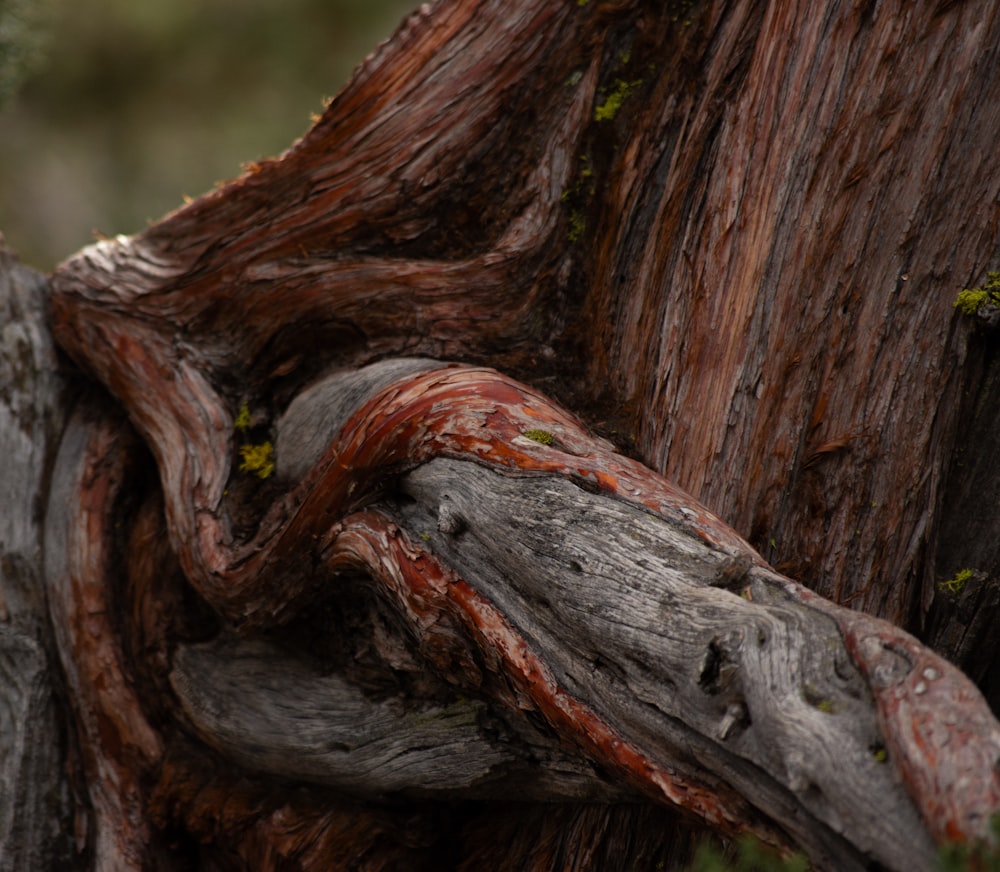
[32,0,1000,868]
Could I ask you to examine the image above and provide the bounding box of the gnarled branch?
[32,0,1000,868]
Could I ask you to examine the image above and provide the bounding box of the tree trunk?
[4,0,1000,868]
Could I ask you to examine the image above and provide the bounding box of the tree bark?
[0,243,74,868]
[4,0,1000,868]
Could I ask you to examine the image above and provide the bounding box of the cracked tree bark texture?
[3,0,1000,868]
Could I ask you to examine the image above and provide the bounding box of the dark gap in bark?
[928,327,1000,713]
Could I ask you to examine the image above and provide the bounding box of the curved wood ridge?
[45,405,163,868]
[322,508,759,831]
[838,609,1000,843]
[41,351,1000,870]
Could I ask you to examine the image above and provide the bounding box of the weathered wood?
[35,343,1000,868]
[0,244,74,869]
[572,1,1000,627]
[172,632,631,801]
[24,0,1000,868]
[396,458,928,868]
[158,360,995,869]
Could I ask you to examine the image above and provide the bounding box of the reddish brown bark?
[16,0,1000,868]
[38,356,998,867]
[51,1,1000,627]
[579,1,1000,625]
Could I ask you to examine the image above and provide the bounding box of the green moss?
[939,568,973,595]
[594,78,641,122]
[955,271,1000,316]
[567,210,586,242]
[234,402,253,431]
[523,429,555,445]
[955,289,991,315]
[239,441,275,479]
[668,0,699,25]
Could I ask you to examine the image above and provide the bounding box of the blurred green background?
[0,0,414,271]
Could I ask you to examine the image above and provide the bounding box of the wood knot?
[437,499,466,535]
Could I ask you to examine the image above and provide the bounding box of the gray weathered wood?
[0,243,74,870]
[212,358,996,870]
[172,632,632,802]
[161,441,946,867]
[391,458,934,870]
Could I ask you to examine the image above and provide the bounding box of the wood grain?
[0,246,74,869]
[35,0,1000,867]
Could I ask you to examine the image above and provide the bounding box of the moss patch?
[939,567,973,595]
[523,429,555,446]
[955,271,1000,316]
[234,402,253,431]
[239,441,275,479]
[561,154,597,244]
[594,78,642,122]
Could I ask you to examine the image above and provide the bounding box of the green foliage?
[0,0,413,269]
[687,835,808,872]
[939,568,973,595]
[689,819,1000,872]
[688,817,1000,871]
[954,272,1000,316]
[0,0,51,106]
